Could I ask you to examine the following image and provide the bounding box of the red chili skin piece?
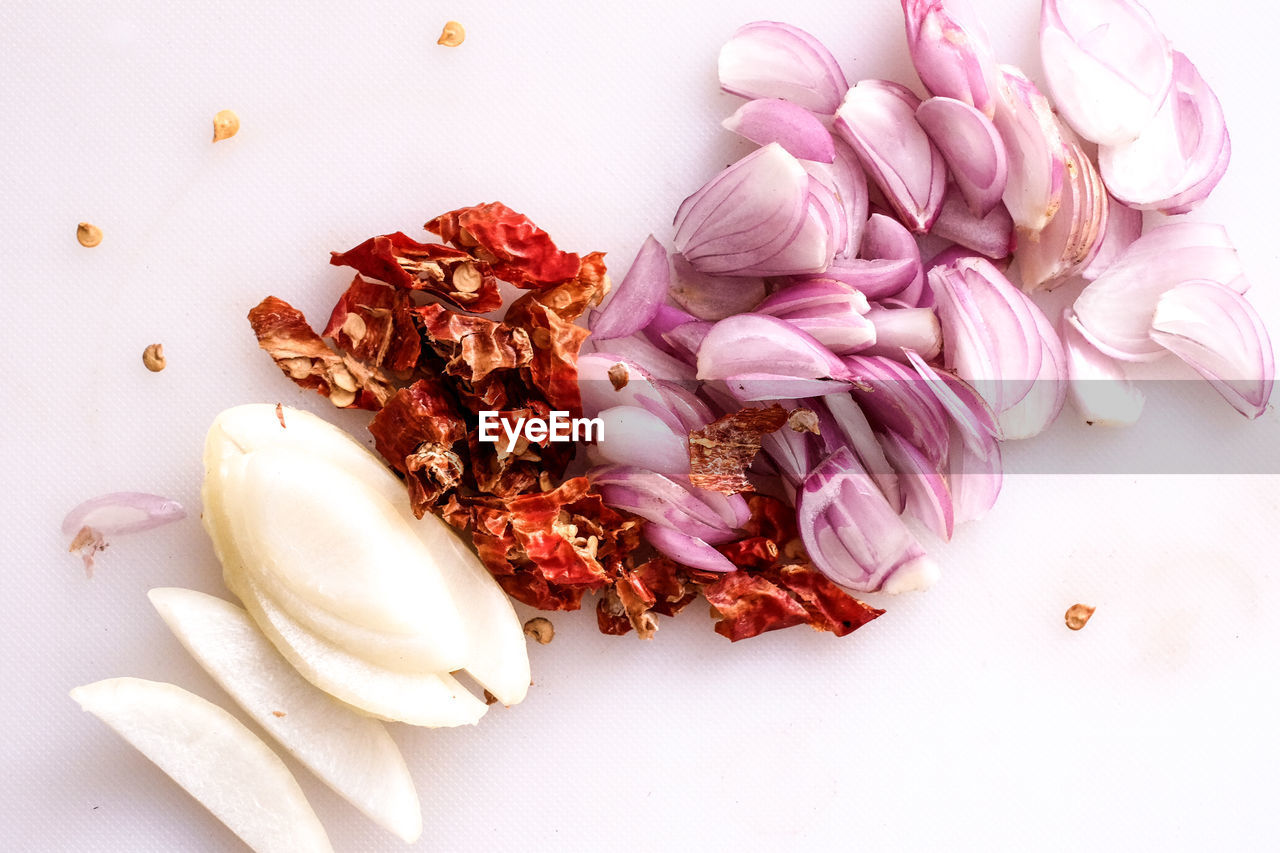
[322,275,421,373]
[703,572,812,641]
[741,493,799,543]
[717,536,780,570]
[764,565,884,637]
[329,232,504,313]
[688,405,790,495]
[426,202,582,287]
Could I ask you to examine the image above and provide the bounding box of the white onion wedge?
[1061,310,1145,426]
[70,677,332,853]
[991,66,1066,236]
[718,21,849,114]
[148,588,422,843]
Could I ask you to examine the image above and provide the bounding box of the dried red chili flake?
[741,493,798,544]
[764,564,884,638]
[632,557,701,617]
[329,232,503,313]
[689,405,790,495]
[703,572,812,641]
[426,202,582,287]
[717,536,780,570]
[368,378,467,515]
[322,275,421,374]
[504,286,594,414]
[248,296,394,410]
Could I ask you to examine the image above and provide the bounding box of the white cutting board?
[3,0,1278,850]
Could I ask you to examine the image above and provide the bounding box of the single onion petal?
[946,415,1003,525]
[578,354,688,436]
[1015,138,1107,290]
[756,280,876,354]
[591,465,736,543]
[62,492,185,537]
[1099,51,1229,212]
[641,304,699,360]
[816,393,903,511]
[801,173,850,259]
[668,255,768,321]
[834,80,947,232]
[861,213,926,304]
[829,140,871,257]
[992,66,1066,236]
[1072,222,1246,361]
[930,190,1015,260]
[994,299,1068,440]
[722,374,858,403]
[797,447,940,593]
[589,235,670,341]
[789,256,920,301]
[696,313,852,383]
[723,98,837,163]
[904,349,1000,456]
[591,334,698,383]
[759,402,820,486]
[644,524,739,573]
[655,381,716,432]
[901,0,1002,118]
[844,354,951,468]
[1079,193,1142,281]
[592,406,691,480]
[878,429,954,541]
[1061,309,1145,426]
[916,96,1009,216]
[1039,0,1173,146]
[718,21,850,115]
[1149,281,1274,419]
[860,307,942,362]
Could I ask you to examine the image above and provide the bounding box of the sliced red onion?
[817,393,903,511]
[742,200,837,276]
[1072,222,1246,361]
[718,21,850,115]
[828,140,871,257]
[845,354,951,468]
[1061,309,1145,426]
[588,235,670,341]
[991,66,1066,236]
[916,96,1008,216]
[994,299,1068,440]
[929,257,1048,417]
[62,492,186,538]
[641,304,699,360]
[592,406,690,480]
[797,447,940,593]
[661,321,712,365]
[654,381,715,432]
[901,0,1002,118]
[643,524,738,573]
[790,257,920,301]
[878,429,954,541]
[668,255,767,321]
[946,416,1003,525]
[1015,139,1107,290]
[722,374,858,403]
[756,280,876,354]
[860,213,926,304]
[834,80,947,233]
[696,313,852,383]
[757,280,870,316]
[930,190,1015,260]
[674,144,824,277]
[759,403,819,486]
[860,306,943,363]
[1099,52,1229,213]
[591,465,736,544]
[1039,0,1173,146]
[1149,281,1274,419]
[695,488,753,531]
[578,353,674,425]
[802,174,850,259]
[723,98,837,163]
[903,348,1000,458]
[592,334,698,383]
[1079,193,1142,281]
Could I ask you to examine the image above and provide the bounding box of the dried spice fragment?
[437,21,466,47]
[607,363,629,390]
[330,233,503,313]
[68,526,106,577]
[142,344,166,372]
[1065,603,1096,631]
[765,564,883,637]
[368,379,467,516]
[703,572,812,640]
[689,405,790,494]
[322,275,421,373]
[76,222,103,248]
[212,109,239,142]
[523,617,555,644]
[427,202,583,288]
[248,296,394,410]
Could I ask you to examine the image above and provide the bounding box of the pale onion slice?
[797,447,940,593]
[591,405,690,480]
[756,280,876,354]
[723,98,837,162]
[992,65,1066,236]
[1072,222,1246,360]
[718,21,849,114]
[817,392,904,512]
[591,333,697,382]
[930,190,1015,260]
[1015,139,1107,290]
[860,213,926,303]
[802,171,850,258]
[901,0,1002,118]
[834,80,947,232]
[147,588,422,843]
[1099,51,1229,212]
[845,354,951,468]
[994,300,1068,440]
[1149,281,1274,419]
[588,235,669,341]
[204,404,529,707]
[228,566,488,727]
[591,465,736,544]
[1061,309,1145,426]
[61,492,185,537]
[1039,0,1173,146]
[696,313,852,383]
[792,256,920,301]
[828,139,871,257]
[862,307,942,361]
[1079,193,1142,281]
[916,96,1008,215]
[669,254,768,320]
[644,524,739,573]
[70,677,332,853]
[878,429,954,541]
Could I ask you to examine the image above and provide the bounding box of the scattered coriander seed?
[437,20,466,47]
[76,222,103,248]
[1065,603,1096,631]
[608,363,629,390]
[142,343,166,372]
[523,617,555,644]
[212,109,240,142]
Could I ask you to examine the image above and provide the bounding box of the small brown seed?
[212,109,240,142]
[452,262,482,293]
[76,222,103,248]
[437,20,466,47]
[142,343,166,372]
[1065,603,1096,631]
[523,617,555,644]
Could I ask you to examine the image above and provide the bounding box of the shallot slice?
[589,235,670,341]
[669,255,767,322]
[860,307,942,362]
[1039,0,1173,146]
[834,80,947,233]
[723,98,837,163]
[916,96,1008,216]
[718,21,850,115]
[644,524,738,573]
[900,0,1002,118]
[1015,139,1107,290]
[845,354,951,467]
[878,429,954,541]
[1149,281,1274,419]
[63,492,186,575]
[797,447,940,593]
[591,406,690,480]
[930,190,1015,261]
[1079,194,1142,282]
[696,313,853,383]
[860,214,926,304]
[1061,309,1146,426]
[991,66,1066,236]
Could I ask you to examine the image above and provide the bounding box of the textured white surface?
[3,0,1279,850]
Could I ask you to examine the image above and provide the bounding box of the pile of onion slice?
[583,2,1272,600]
